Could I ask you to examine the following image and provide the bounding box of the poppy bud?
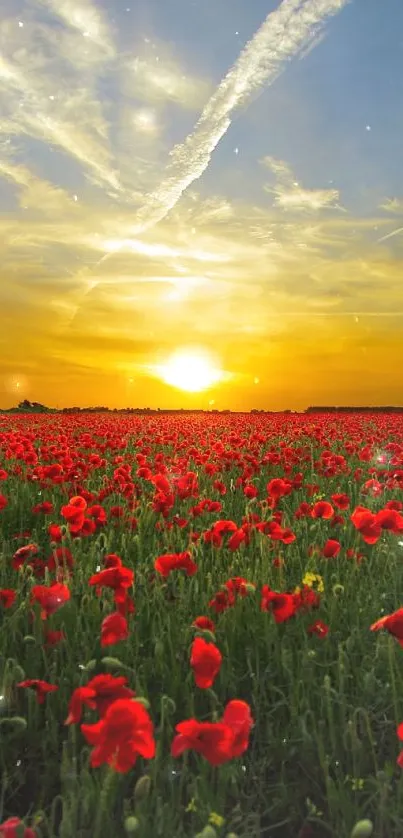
[124,816,140,835]
[101,657,125,672]
[133,775,151,803]
[10,663,26,681]
[83,659,97,672]
[161,695,176,713]
[134,696,150,710]
[350,820,373,838]
[196,828,217,838]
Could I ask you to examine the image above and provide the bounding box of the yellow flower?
[302,572,324,593]
[209,812,225,828]
[351,778,364,791]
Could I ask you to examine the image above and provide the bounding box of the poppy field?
[2,411,403,838]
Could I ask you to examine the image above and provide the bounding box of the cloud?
[0,142,80,214]
[0,14,121,194]
[32,0,114,55]
[122,43,212,110]
[132,0,351,233]
[379,198,403,214]
[273,185,340,211]
[263,155,341,212]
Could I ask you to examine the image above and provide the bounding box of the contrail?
[133,0,352,234]
[377,227,403,244]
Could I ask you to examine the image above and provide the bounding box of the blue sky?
[0,0,403,409]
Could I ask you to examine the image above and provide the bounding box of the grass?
[1,411,403,837]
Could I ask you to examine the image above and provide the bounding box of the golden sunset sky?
[1,0,403,410]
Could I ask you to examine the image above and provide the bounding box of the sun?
[158,349,223,393]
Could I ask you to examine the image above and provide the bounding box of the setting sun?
[157,349,223,392]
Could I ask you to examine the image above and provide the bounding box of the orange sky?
[1,0,403,410]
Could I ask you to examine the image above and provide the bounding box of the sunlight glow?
[133,108,157,133]
[157,349,223,392]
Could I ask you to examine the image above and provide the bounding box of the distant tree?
[17,400,51,413]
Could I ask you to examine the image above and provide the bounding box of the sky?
[1,0,403,411]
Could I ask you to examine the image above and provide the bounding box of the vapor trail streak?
[377,227,403,244]
[134,0,351,233]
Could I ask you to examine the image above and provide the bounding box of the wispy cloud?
[380,198,403,214]
[263,155,341,212]
[122,41,212,110]
[0,14,121,193]
[32,0,115,55]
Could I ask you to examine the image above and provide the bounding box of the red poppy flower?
[45,629,65,646]
[370,607,403,647]
[322,539,341,558]
[0,817,36,838]
[65,674,135,724]
[209,588,235,613]
[100,612,129,647]
[307,620,329,638]
[89,565,134,608]
[154,551,197,578]
[171,719,235,765]
[226,526,246,550]
[31,582,70,619]
[376,508,403,533]
[386,500,403,512]
[190,637,222,689]
[104,553,123,568]
[261,586,296,623]
[89,566,134,592]
[0,589,16,608]
[312,501,334,519]
[48,523,63,542]
[60,502,85,523]
[32,501,54,515]
[12,543,40,570]
[222,699,254,757]
[295,502,312,519]
[331,493,350,510]
[397,722,403,767]
[225,576,255,599]
[272,557,284,568]
[17,679,58,704]
[192,616,216,633]
[81,698,155,772]
[267,479,292,500]
[244,484,258,499]
[351,506,382,544]
[0,494,8,511]
[294,585,320,612]
[171,699,253,765]
[264,521,296,544]
[67,495,87,510]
